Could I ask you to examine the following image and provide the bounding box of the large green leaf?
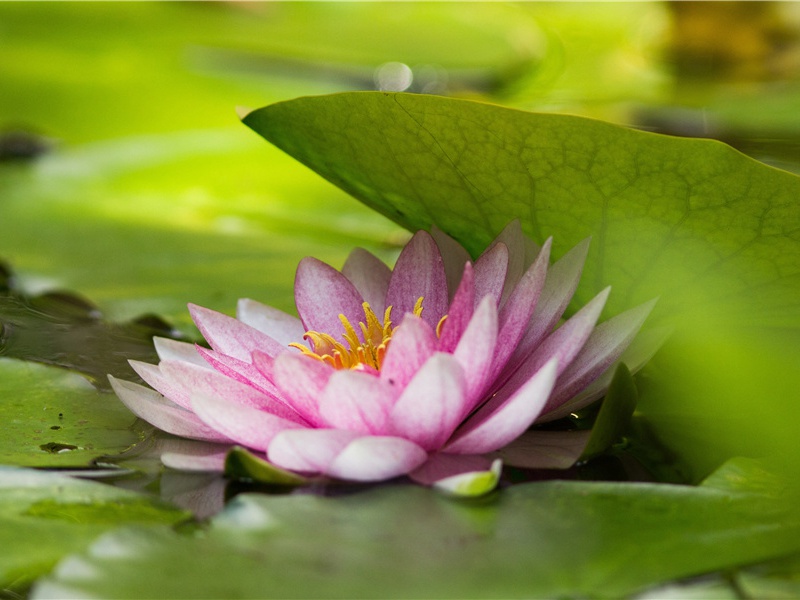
[243,92,800,325]
[0,468,188,595]
[31,461,799,599]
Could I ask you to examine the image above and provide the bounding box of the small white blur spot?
[374,62,414,92]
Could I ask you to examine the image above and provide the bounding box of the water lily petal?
[491,220,526,297]
[236,298,305,346]
[294,256,366,342]
[327,436,429,481]
[194,346,284,402]
[189,304,285,361]
[489,430,591,469]
[267,428,361,474]
[318,369,397,434]
[128,360,192,410]
[438,262,475,353]
[550,325,671,419]
[505,238,590,376]
[445,359,558,454]
[386,230,448,328]
[160,359,306,423]
[431,225,471,301]
[269,352,332,426]
[108,376,231,443]
[540,298,658,420]
[494,287,609,398]
[380,314,438,389]
[473,242,508,307]
[491,238,551,377]
[453,296,498,410]
[191,391,304,452]
[153,337,208,367]
[342,248,391,314]
[390,353,467,451]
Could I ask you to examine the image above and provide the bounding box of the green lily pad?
[0,359,147,468]
[0,468,189,595]
[31,460,799,599]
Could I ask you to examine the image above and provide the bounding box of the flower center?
[290,298,424,371]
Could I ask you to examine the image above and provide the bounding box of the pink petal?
[539,298,657,420]
[160,359,307,424]
[109,376,231,443]
[190,392,304,452]
[267,428,361,474]
[504,238,590,376]
[452,296,499,410]
[445,359,558,454]
[195,346,284,402]
[430,225,471,301]
[489,430,591,469]
[389,353,467,451]
[236,299,305,346]
[153,337,208,367]
[386,230,448,329]
[128,360,192,410]
[380,314,437,389]
[342,248,391,314]
[269,352,332,426]
[473,242,508,307]
[493,287,609,399]
[294,257,365,342]
[327,436,428,481]
[490,221,527,297]
[437,262,475,353]
[408,452,495,486]
[490,238,551,378]
[318,369,397,434]
[550,324,670,419]
[189,304,285,361]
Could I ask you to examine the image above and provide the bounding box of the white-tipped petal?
[445,359,558,455]
[452,296,498,410]
[109,376,230,443]
[189,304,285,361]
[318,369,396,435]
[153,337,208,367]
[236,299,305,346]
[390,353,467,451]
[267,429,360,474]
[191,392,303,452]
[326,436,428,481]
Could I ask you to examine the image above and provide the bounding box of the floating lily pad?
[31,460,800,599]
[0,468,189,596]
[0,359,148,468]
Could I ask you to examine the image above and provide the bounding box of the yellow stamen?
[291,297,435,371]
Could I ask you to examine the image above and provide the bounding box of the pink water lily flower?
[110,222,655,491]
